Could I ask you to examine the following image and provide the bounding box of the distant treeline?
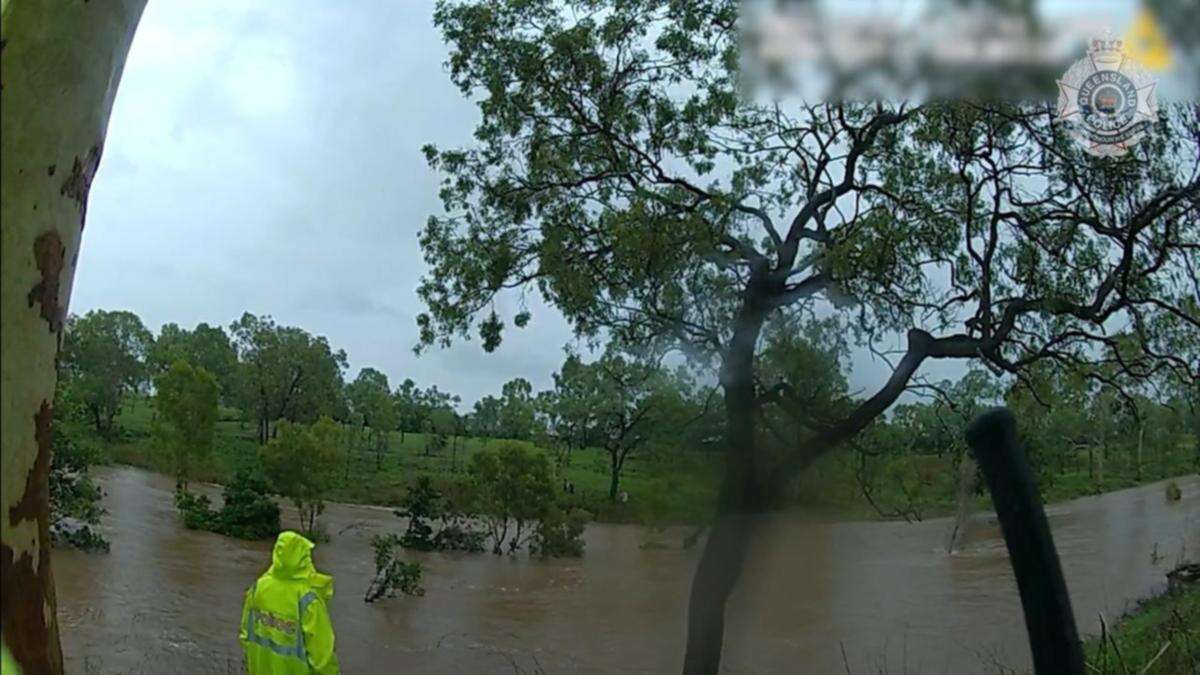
[58,308,1198,516]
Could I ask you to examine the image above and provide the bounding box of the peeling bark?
[8,403,54,527]
[26,231,66,333]
[0,403,57,670]
[0,1,146,672]
[59,144,103,229]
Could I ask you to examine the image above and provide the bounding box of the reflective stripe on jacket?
[239,531,339,675]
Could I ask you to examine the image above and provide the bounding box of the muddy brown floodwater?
[55,466,1198,674]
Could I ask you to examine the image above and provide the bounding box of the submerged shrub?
[50,422,109,552]
[51,518,110,553]
[365,533,425,601]
[530,506,589,558]
[395,477,486,552]
[175,489,218,531]
[175,470,280,540]
[397,477,441,551]
[215,471,282,539]
[433,512,487,553]
[1165,480,1183,502]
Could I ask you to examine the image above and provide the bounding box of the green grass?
[1083,582,1200,674]
[784,442,1196,522]
[95,398,1196,525]
[98,398,724,524]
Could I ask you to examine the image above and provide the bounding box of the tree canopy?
[154,360,220,487]
[347,367,399,466]
[497,377,537,440]
[61,310,154,435]
[547,352,680,499]
[421,0,1198,485]
[420,0,1199,668]
[148,322,237,401]
[260,416,344,536]
[229,312,349,443]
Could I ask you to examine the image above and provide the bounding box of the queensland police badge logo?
[1056,38,1158,157]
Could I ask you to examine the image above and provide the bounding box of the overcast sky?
[74,0,968,408]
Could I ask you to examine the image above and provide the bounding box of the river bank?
[1083,569,1199,673]
[56,466,1200,673]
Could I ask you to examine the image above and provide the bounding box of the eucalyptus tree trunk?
[1,2,145,672]
[608,448,622,501]
[1135,423,1144,482]
[683,282,770,675]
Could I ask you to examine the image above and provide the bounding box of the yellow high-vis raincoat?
[240,531,340,674]
[1,636,20,675]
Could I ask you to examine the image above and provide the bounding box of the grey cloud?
[73,0,571,407]
[74,0,963,409]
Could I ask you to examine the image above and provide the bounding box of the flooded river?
[56,466,1199,674]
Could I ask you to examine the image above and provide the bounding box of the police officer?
[239,531,339,674]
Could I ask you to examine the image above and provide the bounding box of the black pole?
[966,407,1084,675]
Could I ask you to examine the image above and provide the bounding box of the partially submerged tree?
[396,476,442,550]
[469,442,556,554]
[260,417,345,537]
[60,310,153,435]
[1,1,147,670]
[421,0,1198,669]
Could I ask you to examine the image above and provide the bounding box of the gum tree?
[148,322,239,401]
[229,313,349,444]
[261,417,344,536]
[549,352,670,500]
[347,367,396,468]
[60,309,153,435]
[1,2,146,671]
[420,2,1198,671]
[155,360,220,489]
[468,442,556,554]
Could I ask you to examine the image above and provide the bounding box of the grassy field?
[1083,580,1200,674]
[93,398,1196,525]
[97,398,724,524]
[789,441,1197,522]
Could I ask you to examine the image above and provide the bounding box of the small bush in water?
[49,419,109,552]
[365,533,424,601]
[530,506,589,558]
[174,470,281,540]
[433,512,487,553]
[394,477,486,552]
[51,518,110,552]
[1165,480,1183,502]
[396,476,441,551]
